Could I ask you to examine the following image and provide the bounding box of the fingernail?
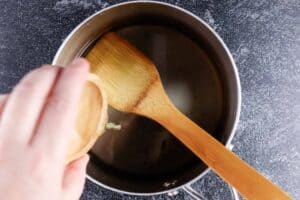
[76,154,89,165]
[83,154,90,165]
[69,58,90,69]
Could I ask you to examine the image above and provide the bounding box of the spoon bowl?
[67,74,108,163]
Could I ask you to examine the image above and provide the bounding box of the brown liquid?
[87,24,224,192]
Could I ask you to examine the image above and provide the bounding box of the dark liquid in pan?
[87,24,224,192]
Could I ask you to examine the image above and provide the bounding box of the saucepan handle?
[182,183,240,200]
[172,144,240,200]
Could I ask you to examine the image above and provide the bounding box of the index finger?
[32,58,89,162]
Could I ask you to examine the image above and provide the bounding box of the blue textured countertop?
[0,0,299,199]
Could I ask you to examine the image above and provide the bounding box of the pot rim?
[53,0,241,196]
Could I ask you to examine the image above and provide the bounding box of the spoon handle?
[154,102,291,200]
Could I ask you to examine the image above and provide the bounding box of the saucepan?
[53,1,241,199]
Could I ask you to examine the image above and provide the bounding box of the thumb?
[62,154,89,200]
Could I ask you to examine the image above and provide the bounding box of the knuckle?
[16,68,44,93]
[17,76,36,93]
[16,66,58,93]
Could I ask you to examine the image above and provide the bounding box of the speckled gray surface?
[0,0,299,199]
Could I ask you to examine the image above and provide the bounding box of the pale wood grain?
[67,74,108,163]
[86,32,291,199]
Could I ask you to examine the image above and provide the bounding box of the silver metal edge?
[52,0,242,197]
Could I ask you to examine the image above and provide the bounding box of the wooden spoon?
[86,32,291,199]
[67,74,108,163]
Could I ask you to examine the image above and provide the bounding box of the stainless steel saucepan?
[53,1,241,199]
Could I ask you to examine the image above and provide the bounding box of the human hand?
[0,58,90,200]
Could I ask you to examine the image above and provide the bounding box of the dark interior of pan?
[84,9,236,193]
